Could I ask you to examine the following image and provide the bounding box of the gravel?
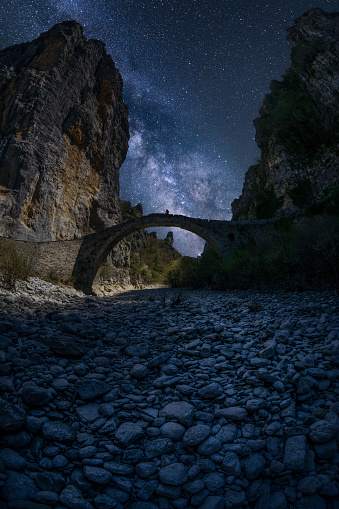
[0,278,338,508]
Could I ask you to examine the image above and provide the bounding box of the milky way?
[0,0,337,255]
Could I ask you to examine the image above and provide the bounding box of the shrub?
[273,217,295,233]
[288,178,313,207]
[306,185,339,216]
[100,265,112,279]
[291,40,325,73]
[130,235,182,285]
[0,241,34,289]
[255,186,284,219]
[165,257,201,288]
[48,269,60,283]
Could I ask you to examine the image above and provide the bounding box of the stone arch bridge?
[0,214,289,294]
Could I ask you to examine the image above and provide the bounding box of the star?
[0,0,337,255]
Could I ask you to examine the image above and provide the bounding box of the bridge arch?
[72,214,226,293]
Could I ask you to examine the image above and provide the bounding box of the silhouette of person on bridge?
[166,209,169,214]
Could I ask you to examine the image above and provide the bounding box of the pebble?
[0,279,338,508]
[83,465,113,484]
[242,453,266,480]
[198,382,223,399]
[308,420,338,443]
[60,484,94,509]
[162,401,194,427]
[76,379,111,400]
[215,406,248,421]
[42,421,75,443]
[221,451,241,476]
[130,364,149,379]
[21,383,53,407]
[182,424,211,446]
[159,463,188,486]
[160,422,186,441]
[0,399,26,431]
[283,435,307,471]
[1,470,39,502]
[115,422,144,447]
[0,448,26,470]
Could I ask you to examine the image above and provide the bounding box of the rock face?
[0,21,129,240]
[232,9,339,220]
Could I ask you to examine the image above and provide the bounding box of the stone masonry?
[0,214,300,294]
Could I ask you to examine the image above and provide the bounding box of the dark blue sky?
[1,0,337,254]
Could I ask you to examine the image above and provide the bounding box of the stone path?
[0,278,338,509]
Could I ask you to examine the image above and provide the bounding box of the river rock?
[1,470,39,501]
[182,424,211,446]
[42,421,75,443]
[162,401,194,427]
[221,452,241,477]
[283,435,307,471]
[159,463,188,486]
[308,420,338,443]
[60,484,94,509]
[21,383,53,407]
[0,399,25,431]
[115,422,144,447]
[77,380,111,400]
[44,334,86,357]
[198,382,223,399]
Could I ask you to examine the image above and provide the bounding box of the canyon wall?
[232,9,339,220]
[0,21,129,240]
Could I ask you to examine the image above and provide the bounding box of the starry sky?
[0,0,338,255]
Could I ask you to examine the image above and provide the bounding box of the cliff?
[232,9,339,220]
[0,21,129,240]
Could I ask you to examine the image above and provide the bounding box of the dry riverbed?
[0,278,338,509]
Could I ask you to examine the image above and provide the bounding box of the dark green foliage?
[0,241,34,289]
[255,186,284,219]
[306,186,339,217]
[130,235,182,285]
[48,269,60,283]
[165,248,221,289]
[273,217,295,233]
[255,69,338,162]
[120,200,143,220]
[291,40,325,73]
[165,257,201,288]
[288,178,313,207]
[166,217,339,291]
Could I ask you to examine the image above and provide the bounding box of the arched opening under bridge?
[72,214,227,293]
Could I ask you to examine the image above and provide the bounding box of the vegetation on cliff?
[232,8,339,221]
[254,69,337,162]
[130,232,182,285]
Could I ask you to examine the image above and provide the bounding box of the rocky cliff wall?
[232,9,339,220]
[0,21,129,240]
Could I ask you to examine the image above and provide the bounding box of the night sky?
[0,1,338,255]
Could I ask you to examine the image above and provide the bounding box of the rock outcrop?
[0,21,129,240]
[232,9,339,220]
